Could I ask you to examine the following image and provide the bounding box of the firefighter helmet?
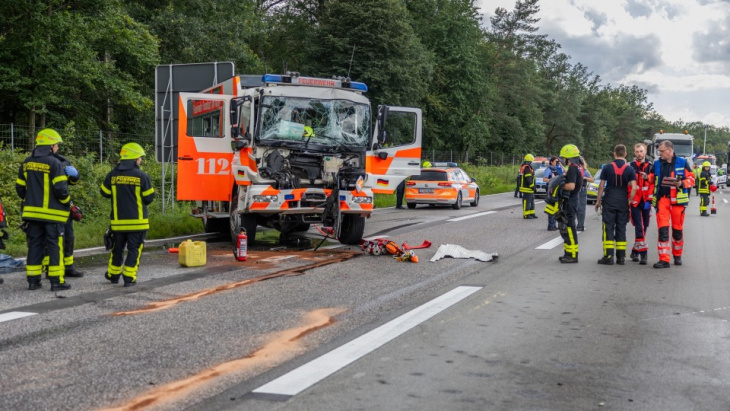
[422,160,432,168]
[702,161,711,168]
[559,144,580,159]
[120,143,146,160]
[524,154,535,162]
[303,126,314,138]
[35,129,63,146]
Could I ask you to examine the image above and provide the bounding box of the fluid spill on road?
[111,250,358,316]
[101,308,345,411]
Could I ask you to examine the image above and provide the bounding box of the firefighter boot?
[673,256,682,266]
[123,277,136,288]
[559,253,579,264]
[639,252,648,265]
[65,265,84,278]
[49,277,71,291]
[653,260,670,269]
[27,277,42,290]
[104,271,120,284]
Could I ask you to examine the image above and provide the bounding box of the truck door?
[366,106,422,193]
[176,92,234,201]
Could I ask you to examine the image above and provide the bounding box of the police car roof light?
[431,161,458,167]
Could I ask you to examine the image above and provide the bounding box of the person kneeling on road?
[100,143,155,287]
[595,144,638,265]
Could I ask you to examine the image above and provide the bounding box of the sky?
[476,0,730,128]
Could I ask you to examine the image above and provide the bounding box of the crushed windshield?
[259,96,370,147]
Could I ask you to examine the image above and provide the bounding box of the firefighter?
[520,154,537,219]
[595,145,638,265]
[16,129,71,291]
[651,140,694,268]
[46,153,84,277]
[698,161,711,216]
[557,144,583,263]
[629,143,654,264]
[100,143,155,287]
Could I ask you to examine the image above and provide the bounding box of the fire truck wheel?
[338,215,365,245]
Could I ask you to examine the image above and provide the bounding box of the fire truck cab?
[176,73,422,245]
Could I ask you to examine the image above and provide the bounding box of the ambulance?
[175,72,422,245]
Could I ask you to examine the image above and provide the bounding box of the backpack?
[546,174,567,205]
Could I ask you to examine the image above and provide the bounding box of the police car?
[405,162,480,209]
[534,167,548,197]
[587,169,601,204]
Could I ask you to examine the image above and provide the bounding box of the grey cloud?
[625,0,653,18]
[583,9,608,33]
[693,16,730,64]
[624,0,681,20]
[540,21,663,83]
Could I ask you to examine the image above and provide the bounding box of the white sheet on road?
[429,244,497,262]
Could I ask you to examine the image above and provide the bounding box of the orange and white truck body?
[175,73,422,244]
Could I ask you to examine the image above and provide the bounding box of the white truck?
[174,72,422,245]
[647,130,695,165]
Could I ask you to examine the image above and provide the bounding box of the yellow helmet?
[422,160,432,168]
[35,128,63,146]
[702,161,711,168]
[524,154,535,162]
[120,143,146,160]
[559,144,580,159]
[303,126,314,138]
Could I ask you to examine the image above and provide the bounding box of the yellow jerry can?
[179,240,207,267]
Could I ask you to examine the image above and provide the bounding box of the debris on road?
[429,244,497,262]
[360,238,431,263]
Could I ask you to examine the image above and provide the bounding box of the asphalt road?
[1,190,729,410]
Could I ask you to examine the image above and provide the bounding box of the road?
[1,190,729,410]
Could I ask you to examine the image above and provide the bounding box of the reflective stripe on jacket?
[16,146,70,223]
[100,160,155,232]
[698,170,711,194]
[630,160,654,203]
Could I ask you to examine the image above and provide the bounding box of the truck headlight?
[352,196,373,204]
[253,195,278,203]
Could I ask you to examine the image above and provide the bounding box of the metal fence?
[423,150,527,166]
[0,123,155,161]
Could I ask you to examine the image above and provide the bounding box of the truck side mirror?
[230,96,251,139]
[376,105,389,144]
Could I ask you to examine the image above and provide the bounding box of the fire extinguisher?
[235,230,247,261]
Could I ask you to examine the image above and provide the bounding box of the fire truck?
[175,72,422,245]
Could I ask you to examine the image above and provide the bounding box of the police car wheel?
[407,203,416,209]
[452,193,462,210]
[470,190,479,207]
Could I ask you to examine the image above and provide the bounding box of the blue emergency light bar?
[261,74,367,92]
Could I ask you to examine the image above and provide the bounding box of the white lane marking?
[536,237,564,250]
[535,229,586,250]
[536,200,545,204]
[447,211,496,222]
[252,285,482,397]
[0,311,37,323]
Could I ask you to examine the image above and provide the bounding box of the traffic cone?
[711,194,717,214]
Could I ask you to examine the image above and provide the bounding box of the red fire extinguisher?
[235,230,247,261]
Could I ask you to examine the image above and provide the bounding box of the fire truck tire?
[338,215,365,245]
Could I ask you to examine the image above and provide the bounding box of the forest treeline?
[2,0,729,163]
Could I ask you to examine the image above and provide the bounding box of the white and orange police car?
[404,162,480,209]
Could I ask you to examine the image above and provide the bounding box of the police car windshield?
[411,170,448,181]
[259,96,370,148]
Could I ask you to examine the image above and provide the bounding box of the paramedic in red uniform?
[629,143,654,265]
[651,140,694,268]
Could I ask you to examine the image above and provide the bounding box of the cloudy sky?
[476,0,730,128]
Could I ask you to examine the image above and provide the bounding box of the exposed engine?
[257,148,365,191]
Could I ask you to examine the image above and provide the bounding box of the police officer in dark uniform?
[100,143,155,287]
[558,144,583,263]
[595,144,638,265]
[16,129,72,291]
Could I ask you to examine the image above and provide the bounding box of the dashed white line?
[252,285,482,397]
[536,229,586,250]
[0,311,37,323]
[447,211,496,222]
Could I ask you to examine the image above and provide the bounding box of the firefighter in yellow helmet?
[698,161,711,216]
[100,143,155,287]
[519,154,537,219]
[557,144,584,263]
[16,129,72,291]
